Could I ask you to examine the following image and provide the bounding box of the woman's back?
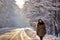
[37,19,46,40]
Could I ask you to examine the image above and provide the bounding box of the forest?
[0,0,60,40]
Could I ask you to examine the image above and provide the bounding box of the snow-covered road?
[0,28,60,40]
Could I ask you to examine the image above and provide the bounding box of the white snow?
[0,28,60,40]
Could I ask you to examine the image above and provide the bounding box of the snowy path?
[0,28,39,40]
[0,28,60,40]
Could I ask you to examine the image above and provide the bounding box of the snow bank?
[43,35,60,40]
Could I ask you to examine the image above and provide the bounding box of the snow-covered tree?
[0,0,21,27]
[21,0,60,36]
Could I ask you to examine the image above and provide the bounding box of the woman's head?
[38,19,43,22]
[38,19,44,25]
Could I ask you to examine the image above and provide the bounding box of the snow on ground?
[43,35,60,40]
[0,28,60,40]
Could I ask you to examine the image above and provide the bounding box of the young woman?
[37,19,46,40]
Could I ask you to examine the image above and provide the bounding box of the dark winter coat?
[37,21,46,37]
